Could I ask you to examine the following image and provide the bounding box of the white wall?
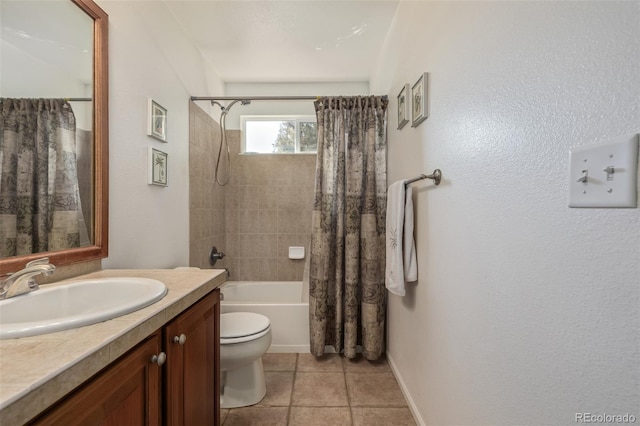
[98,1,223,269]
[371,2,639,425]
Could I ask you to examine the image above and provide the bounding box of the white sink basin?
[0,277,167,339]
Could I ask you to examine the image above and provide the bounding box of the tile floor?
[221,353,417,426]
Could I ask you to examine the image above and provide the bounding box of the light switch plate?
[569,135,639,208]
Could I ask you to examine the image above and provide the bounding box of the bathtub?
[220,281,309,353]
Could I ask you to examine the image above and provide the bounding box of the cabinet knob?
[151,352,167,366]
[173,334,187,345]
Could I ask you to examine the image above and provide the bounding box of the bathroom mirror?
[0,0,108,273]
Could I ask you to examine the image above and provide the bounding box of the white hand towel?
[403,185,418,282]
[385,180,408,296]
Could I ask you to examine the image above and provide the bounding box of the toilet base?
[220,358,267,408]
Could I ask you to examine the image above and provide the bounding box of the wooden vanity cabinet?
[164,289,220,425]
[30,289,220,426]
[29,333,162,425]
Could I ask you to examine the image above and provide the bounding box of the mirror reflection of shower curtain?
[0,98,90,257]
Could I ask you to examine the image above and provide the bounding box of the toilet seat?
[221,312,271,344]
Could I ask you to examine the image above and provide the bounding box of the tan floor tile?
[289,407,352,426]
[223,407,288,426]
[220,408,230,424]
[292,372,349,406]
[351,407,416,426]
[342,354,391,373]
[297,353,343,372]
[346,373,408,407]
[263,353,297,372]
[257,372,294,407]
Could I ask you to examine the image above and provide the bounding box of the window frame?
[240,115,317,154]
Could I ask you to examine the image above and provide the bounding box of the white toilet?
[220,312,272,408]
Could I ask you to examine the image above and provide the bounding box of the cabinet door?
[164,289,220,426]
[31,333,162,426]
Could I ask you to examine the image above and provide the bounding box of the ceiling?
[0,1,93,85]
[164,0,400,83]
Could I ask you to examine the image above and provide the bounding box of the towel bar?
[405,169,442,186]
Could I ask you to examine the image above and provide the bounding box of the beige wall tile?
[238,185,260,209]
[225,190,239,210]
[259,234,278,258]
[225,210,238,234]
[256,186,278,210]
[257,258,279,281]
[225,233,239,257]
[226,130,241,155]
[238,209,260,234]
[238,234,261,258]
[276,258,305,281]
[277,209,312,234]
[259,210,278,233]
[236,258,261,281]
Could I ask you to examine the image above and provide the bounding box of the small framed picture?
[148,147,168,186]
[147,98,167,142]
[411,72,429,127]
[397,84,410,130]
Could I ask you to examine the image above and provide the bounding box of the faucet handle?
[26,257,51,268]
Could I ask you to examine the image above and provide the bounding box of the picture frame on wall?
[411,72,429,127]
[147,98,167,142]
[148,147,168,186]
[397,84,410,130]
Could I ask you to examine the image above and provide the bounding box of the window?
[241,115,317,154]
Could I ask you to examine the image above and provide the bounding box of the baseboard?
[386,351,426,426]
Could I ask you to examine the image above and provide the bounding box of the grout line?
[342,355,354,425]
[285,353,298,425]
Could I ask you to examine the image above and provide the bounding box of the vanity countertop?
[0,268,227,425]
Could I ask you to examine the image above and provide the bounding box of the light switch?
[568,135,639,208]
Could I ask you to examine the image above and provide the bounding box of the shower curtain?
[0,98,89,257]
[308,96,388,360]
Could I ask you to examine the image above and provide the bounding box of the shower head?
[218,99,251,116]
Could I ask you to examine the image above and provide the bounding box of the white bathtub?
[220,281,309,353]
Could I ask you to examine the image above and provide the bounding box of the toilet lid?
[221,312,271,338]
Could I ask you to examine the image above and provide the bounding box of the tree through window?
[242,116,317,153]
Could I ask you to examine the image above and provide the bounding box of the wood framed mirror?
[0,0,108,274]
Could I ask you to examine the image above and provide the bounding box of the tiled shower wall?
[189,102,316,281]
[189,102,227,270]
[225,132,316,281]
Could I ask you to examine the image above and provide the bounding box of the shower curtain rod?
[190,95,388,102]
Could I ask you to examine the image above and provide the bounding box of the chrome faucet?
[0,257,55,300]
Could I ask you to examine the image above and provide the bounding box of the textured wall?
[371,2,639,425]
